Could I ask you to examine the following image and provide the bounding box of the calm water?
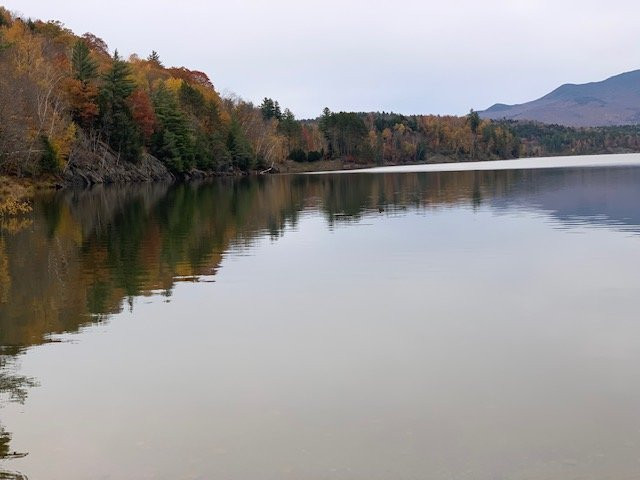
[1,155,640,480]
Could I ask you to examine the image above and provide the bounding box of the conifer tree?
[260,98,275,120]
[226,118,254,171]
[147,50,162,66]
[71,40,98,85]
[151,83,193,172]
[98,51,141,161]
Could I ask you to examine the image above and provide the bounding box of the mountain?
[480,70,640,127]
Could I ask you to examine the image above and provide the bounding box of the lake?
[1,154,640,480]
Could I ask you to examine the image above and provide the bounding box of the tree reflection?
[0,165,638,472]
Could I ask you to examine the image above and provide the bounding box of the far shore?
[2,152,640,213]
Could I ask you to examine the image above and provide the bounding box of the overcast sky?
[4,0,639,118]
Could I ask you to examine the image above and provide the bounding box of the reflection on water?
[1,162,639,479]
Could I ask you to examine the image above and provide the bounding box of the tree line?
[1,8,640,179]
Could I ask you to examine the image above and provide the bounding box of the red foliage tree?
[128,89,157,143]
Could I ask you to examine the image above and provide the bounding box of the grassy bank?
[0,176,60,217]
[280,153,459,174]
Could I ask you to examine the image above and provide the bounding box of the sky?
[3,0,640,118]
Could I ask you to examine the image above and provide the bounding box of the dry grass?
[0,177,33,217]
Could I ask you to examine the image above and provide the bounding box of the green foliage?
[147,50,162,66]
[151,84,193,172]
[71,40,98,84]
[226,118,254,171]
[179,82,206,115]
[174,81,232,171]
[288,149,322,162]
[40,136,59,173]
[468,109,481,134]
[319,109,368,158]
[288,148,307,162]
[98,51,142,161]
[307,150,323,162]
[260,97,282,120]
[278,108,300,139]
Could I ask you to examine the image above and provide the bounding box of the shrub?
[288,148,307,163]
[307,150,323,162]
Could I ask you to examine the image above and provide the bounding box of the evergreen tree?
[260,98,275,120]
[259,98,284,121]
[151,84,193,172]
[98,51,142,161]
[147,50,162,66]
[278,108,301,152]
[71,40,98,84]
[468,109,481,135]
[319,109,367,158]
[273,101,282,120]
[226,118,254,171]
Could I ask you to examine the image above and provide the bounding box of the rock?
[65,144,173,186]
[189,169,206,179]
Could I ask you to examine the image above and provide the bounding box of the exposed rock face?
[63,144,174,186]
[480,69,640,127]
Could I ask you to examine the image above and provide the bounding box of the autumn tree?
[129,89,156,143]
[81,32,109,56]
[0,18,75,174]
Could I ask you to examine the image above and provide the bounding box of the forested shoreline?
[2,6,640,195]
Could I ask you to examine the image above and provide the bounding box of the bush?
[288,148,307,162]
[307,150,322,162]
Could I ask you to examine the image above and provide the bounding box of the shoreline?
[306,152,640,175]
[2,151,640,203]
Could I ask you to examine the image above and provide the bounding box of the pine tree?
[273,101,282,120]
[468,109,481,135]
[98,51,141,161]
[147,50,162,66]
[71,40,98,85]
[260,98,275,120]
[278,108,300,153]
[226,118,254,171]
[151,84,193,172]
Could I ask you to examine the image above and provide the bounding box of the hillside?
[480,70,640,127]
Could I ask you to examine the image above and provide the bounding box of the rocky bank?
[63,143,174,186]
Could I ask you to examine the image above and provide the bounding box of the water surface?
[1,156,640,480]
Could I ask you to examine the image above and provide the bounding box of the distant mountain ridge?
[480,70,640,127]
